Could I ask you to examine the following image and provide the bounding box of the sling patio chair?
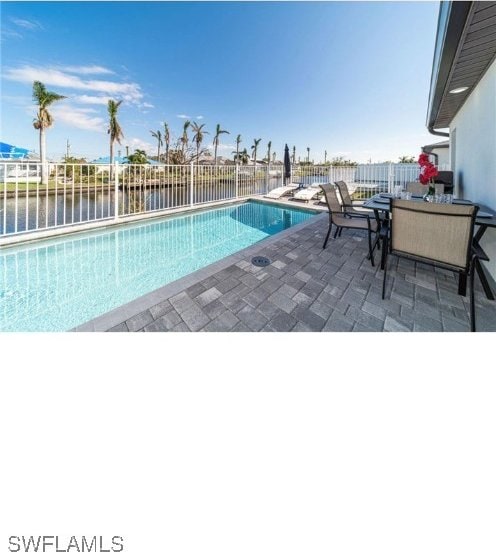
[335,180,374,218]
[319,184,379,266]
[381,198,480,331]
[406,182,444,196]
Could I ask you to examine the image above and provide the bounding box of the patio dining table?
[362,193,496,300]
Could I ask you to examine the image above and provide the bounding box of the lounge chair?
[292,183,322,203]
[381,198,480,331]
[320,184,378,266]
[264,184,298,199]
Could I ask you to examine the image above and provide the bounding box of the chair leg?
[368,228,375,267]
[333,226,339,239]
[323,224,332,249]
[469,259,476,332]
[380,233,388,271]
[382,239,389,299]
[338,227,343,237]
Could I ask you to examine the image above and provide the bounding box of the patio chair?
[264,184,298,199]
[320,184,378,266]
[335,180,374,217]
[381,199,480,331]
[406,182,444,195]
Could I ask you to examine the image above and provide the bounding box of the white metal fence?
[0,161,428,239]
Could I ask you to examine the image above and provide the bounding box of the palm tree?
[266,141,272,164]
[398,155,416,163]
[108,99,124,166]
[127,149,148,164]
[234,134,242,164]
[32,81,66,185]
[239,148,250,165]
[163,122,170,164]
[180,120,190,162]
[213,124,230,164]
[191,122,208,164]
[251,138,262,165]
[150,129,163,162]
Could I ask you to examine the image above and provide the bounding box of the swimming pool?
[0,200,318,331]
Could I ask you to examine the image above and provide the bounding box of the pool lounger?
[292,184,322,203]
[264,184,299,199]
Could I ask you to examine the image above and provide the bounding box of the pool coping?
[72,209,325,331]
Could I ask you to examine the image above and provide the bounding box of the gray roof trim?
[426,1,474,133]
[427,2,496,132]
[423,140,450,152]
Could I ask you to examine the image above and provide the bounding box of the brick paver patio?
[79,203,496,332]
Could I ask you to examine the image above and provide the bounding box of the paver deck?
[75,197,496,332]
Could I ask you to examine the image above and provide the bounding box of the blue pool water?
[0,201,317,331]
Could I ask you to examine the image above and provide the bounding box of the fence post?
[114,162,119,220]
[388,163,394,193]
[328,165,332,184]
[266,163,270,194]
[190,162,194,207]
[235,163,239,198]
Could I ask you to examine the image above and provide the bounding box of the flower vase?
[423,184,435,202]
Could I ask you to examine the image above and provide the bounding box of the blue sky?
[1,1,440,163]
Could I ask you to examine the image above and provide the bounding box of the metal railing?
[0,162,285,238]
[290,163,424,200]
[1,161,434,239]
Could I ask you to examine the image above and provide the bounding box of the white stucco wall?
[430,147,450,169]
[450,57,496,280]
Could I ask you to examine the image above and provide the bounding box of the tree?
[324,150,328,164]
[292,146,296,165]
[150,129,163,162]
[127,149,148,164]
[398,155,416,163]
[306,147,310,163]
[213,124,230,164]
[191,122,208,164]
[330,156,357,167]
[32,81,66,184]
[163,122,170,164]
[180,120,190,162]
[266,141,272,164]
[239,148,250,165]
[233,134,242,164]
[251,138,262,165]
[107,99,124,167]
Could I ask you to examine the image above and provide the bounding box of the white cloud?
[142,102,154,108]
[206,143,235,151]
[127,138,153,153]
[51,104,106,132]
[0,28,23,40]
[62,65,114,75]
[196,115,204,120]
[73,94,112,105]
[4,65,143,104]
[177,114,190,119]
[10,17,43,30]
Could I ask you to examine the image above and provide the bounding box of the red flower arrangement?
[418,153,438,185]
